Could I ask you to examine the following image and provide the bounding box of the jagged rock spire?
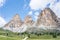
[36,8,59,29]
[4,14,22,28]
[24,15,34,25]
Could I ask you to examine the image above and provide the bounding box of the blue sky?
[0,0,31,21]
[0,0,60,27]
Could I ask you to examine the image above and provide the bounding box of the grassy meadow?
[0,28,60,40]
[0,34,60,40]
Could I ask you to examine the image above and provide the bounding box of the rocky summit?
[4,14,22,28]
[24,15,34,25]
[36,8,59,29]
[3,14,23,32]
[3,8,60,32]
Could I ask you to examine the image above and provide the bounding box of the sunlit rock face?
[5,14,22,28]
[36,8,59,29]
[3,14,23,32]
[3,14,34,33]
[23,15,34,33]
[24,15,34,26]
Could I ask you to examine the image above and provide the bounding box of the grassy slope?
[0,28,60,40]
[0,35,60,40]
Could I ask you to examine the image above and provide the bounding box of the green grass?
[0,34,60,40]
[0,28,60,40]
[0,35,22,40]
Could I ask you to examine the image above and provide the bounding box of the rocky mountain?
[4,14,22,27]
[21,15,34,33]
[24,15,34,25]
[57,18,60,24]
[3,14,23,32]
[3,8,60,33]
[36,8,59,29]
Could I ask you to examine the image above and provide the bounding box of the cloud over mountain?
[29,0,55,10]
[0,0,6,7]
[0,16,6,27]
[29,0,60,18]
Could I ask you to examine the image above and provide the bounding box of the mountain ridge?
[3,8,60,32]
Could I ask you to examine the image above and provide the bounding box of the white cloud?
[50,2,60,18]
[0,0,6,7]
[28,11,33,15]
[34,12,39,20]
[29,0,60,18]
[28,11,39,20]
[29,0,55,10]
[0,16,6,27]
[34,12,39,16]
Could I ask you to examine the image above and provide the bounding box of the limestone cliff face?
[36,8,59,29]
[4,14,22,28]
[24,15,34,25]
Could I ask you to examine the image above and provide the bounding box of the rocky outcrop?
[5,14,22,28]
[36,8,59,29]
[3,14,23,32]
[24,15,34,25]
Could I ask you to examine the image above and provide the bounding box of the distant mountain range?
[3,8,60,33]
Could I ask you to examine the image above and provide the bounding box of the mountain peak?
[40,8,56,17]
[36,8,58,29]
[4,14,22,28]
[3,8,60,32]
[12,14,20,20]
[24,15,34,25]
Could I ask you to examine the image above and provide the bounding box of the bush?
[52,33,57,38]
[51,32,57,38]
